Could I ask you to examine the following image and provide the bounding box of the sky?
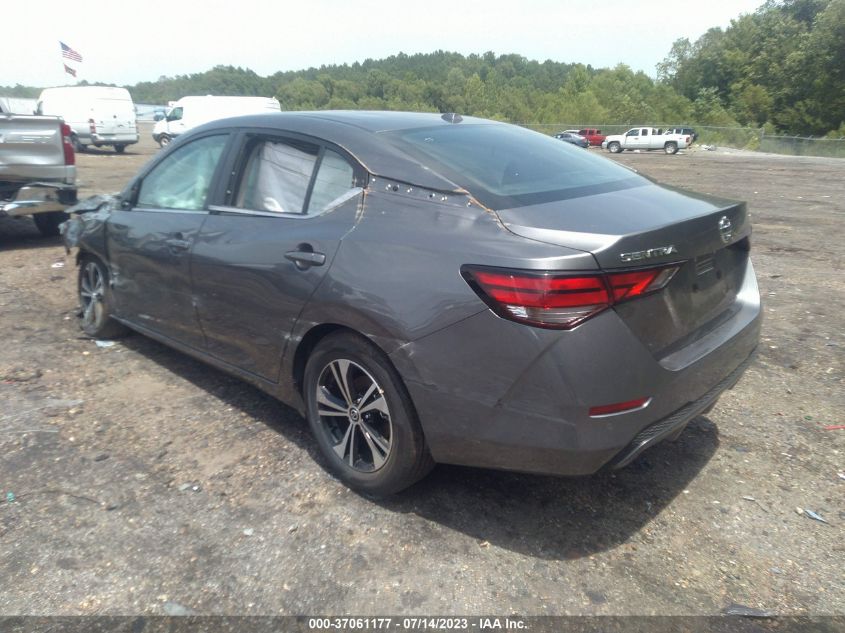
[3,0,766,88]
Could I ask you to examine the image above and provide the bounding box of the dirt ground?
[0,125,842,616]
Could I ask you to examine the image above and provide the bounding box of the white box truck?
[36,86,139,154]
[152,95,281,147]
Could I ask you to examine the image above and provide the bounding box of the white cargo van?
[152,95,281,147]
[37,86,139,153]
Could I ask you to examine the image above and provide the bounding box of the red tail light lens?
[462,264,679,329]
[61,122,75,166]
[589,397,651,417]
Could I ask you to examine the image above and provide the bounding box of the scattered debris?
[163,601,197,616]
[741,495,769,513]
[5,491,15,503]
[243,528,254,537]
[93,453,109,462]
[178,483,201,493]
[94,340,116,348]
[478,540,490,548]
[802,509,829,524]
[823,425,845,431]
[722,603,773,618]
[702,144,717,151]
[50,262,65,269]
[838,473,845,481]
[288,525,299,533]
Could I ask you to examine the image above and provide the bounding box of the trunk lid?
[496,182,752,356]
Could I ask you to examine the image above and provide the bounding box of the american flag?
[60,41,83,63]
[64,64,77,78]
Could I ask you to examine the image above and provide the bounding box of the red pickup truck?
[576,128,606,146]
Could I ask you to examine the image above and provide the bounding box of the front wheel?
[33,211,68,237]
[304,332,434,496]
[607,141,622,153]
[158,134,172,148]
[664,142,678,155]
[78,256,129,339]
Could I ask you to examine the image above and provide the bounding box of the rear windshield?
[384,123,645,209]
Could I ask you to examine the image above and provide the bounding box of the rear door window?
[236,139,319,214]
[233,137,360,216]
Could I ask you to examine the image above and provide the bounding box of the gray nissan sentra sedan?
[64,111,761,495]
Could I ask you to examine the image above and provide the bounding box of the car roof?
[199,110,500,192]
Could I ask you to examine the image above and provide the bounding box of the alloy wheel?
[315,359,393,472]
[79,261,105,330]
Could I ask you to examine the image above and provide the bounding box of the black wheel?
[71,134,85,153]
[33,211,68,237]
[608,141,622,153]
[114,144,126,154]
[304,332,434,496]
[664,142,678,155]
[77,256,129,339]
[158,134,172,148]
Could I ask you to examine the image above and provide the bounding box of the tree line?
[3,0,842,137]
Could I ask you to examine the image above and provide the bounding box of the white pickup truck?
[0,114,78,236]
[602,127,692,155]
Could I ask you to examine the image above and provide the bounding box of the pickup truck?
[602,127,691,155]
[0,114,78,236]
[578,128,606,146]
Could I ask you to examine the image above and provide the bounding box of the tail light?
[462,264,680,330]
[61,122,75,166]
[88,118,96,135]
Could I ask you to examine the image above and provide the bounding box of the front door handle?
[285,250,326,269]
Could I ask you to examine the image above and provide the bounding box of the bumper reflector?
[589,397,651,417]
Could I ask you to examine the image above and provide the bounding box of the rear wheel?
[33,211,68,237]
[77,256,129,339]
[608,141,622,153]
[304,332,434,496]
[114,144,126,154]
[664,142,678,155]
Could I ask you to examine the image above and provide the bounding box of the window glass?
[306,149,357,215]
[642,129,649,136]
[137,134,227,211]
[236,139,319,214]
[386,123,644,209]
[626,129,638,136]
[167,107,183,121]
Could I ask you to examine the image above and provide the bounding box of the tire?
[664,142,678,155]
[303,332,434,496]
[114,144,126,154]
[33,211,68,237]
[71,134,85,153]
[77,255,129,339]
[158,134,172,148]
[608,141,622,153]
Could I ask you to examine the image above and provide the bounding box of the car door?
[105,132,230,348]
[191,131,365,382]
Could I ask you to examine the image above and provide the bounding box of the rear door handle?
[285,250,326,268]
[165,234,192,251]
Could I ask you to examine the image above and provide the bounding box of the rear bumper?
[391,260,761,476]
[81,132,139,146]
[0,183,78,217]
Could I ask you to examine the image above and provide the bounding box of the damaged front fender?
[61,194,120,261]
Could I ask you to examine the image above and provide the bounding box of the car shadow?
[77,147,136,156]
[117,332,719,561]
[0,216,64,250]
[380,418,718,559]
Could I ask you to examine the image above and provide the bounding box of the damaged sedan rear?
[64,111,761,495]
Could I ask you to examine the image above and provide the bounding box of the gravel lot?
[0,125,842,616]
